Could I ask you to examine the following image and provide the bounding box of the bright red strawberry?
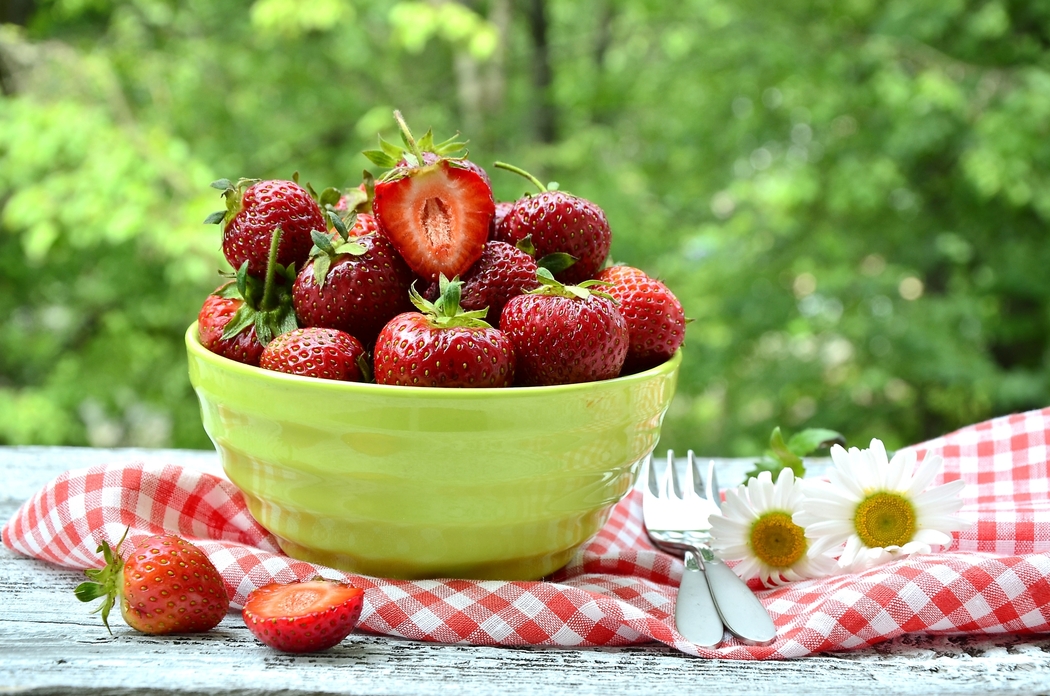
[460,240,540,322]
[75,530,230,635]
[500,269,628,386]
[208,178,327,277]
[595,265,686,373]
[374,276,515,387]
[259,327,368,382]
[494,162,611,284]
[197,291,265,366]
[367,111,494,281]
[242,578,364,653]
[293,232,414,347]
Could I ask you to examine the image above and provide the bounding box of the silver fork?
[642,450,776,646]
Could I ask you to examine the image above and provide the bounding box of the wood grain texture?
[2,446,1049,696]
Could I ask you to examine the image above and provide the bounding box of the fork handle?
[704,558,777,645]
[674,551,725,647]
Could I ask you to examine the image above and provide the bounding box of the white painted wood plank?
[2,446,1049,696]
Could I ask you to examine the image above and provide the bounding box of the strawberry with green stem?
[207,177,327,278]
[198,226,298,360]
[366,111,494,281]
[500,268,628,386]
[374,275,515,388]
[75,529,230,635]
[493,162,612,285]
[292,223,415,348]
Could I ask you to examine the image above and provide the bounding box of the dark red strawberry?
[500,269,628,386]
[76,530,230,635]
[460,240,540,322]
[259,327,368,382]
[374,276,515,387]
[595,265,686,373]
[490,201,515,241]
[366,111,494,281]
[494,162,611,284]
[242,578,364,653]
[197,291,265,366]
[293,232,414,347]
[207,178,327,277]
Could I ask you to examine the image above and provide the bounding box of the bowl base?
[275,536,578,581]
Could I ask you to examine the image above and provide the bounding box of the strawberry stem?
[393,110,426,168]
[494,161,547,193]
[260,226,283,311]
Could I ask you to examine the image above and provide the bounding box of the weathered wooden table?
[3,446,1049,695]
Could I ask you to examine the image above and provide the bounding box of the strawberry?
[459,240,540,322]
[499,269,628,386]
[366,111,494,281]
[259,327,369,382]
[75,530,229,635]
[292,231,415,347]
[494,162,611,285]
[490,200,515,241]
[197,291,265,366]
[374,276,515,387]
[242,578,364,653]
[595,265,686,373]
[207,178,327,278]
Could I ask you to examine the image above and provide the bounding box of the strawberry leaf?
[786,428,846,456]
[210,178,233,191]
[537,252,577,275]
[312,230,336,256]
[319,187,341,208]
[203,210,226,225]
[363,149,398,168]
[221,303,255,341]
[313,254,332,288]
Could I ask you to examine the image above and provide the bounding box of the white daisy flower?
[709,468,838,587]
[793,438,970,572]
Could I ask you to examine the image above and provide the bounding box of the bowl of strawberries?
[186,112,685,580]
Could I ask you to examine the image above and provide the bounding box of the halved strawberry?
[367,111,494,281]
[242,578,364,653]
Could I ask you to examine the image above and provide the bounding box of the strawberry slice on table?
[374,275,516,388]
[75,530,230,635]
[259,327,369,382]
[367,111,494,282]
[500,268,628,386]
[242,578,364,653]
[595,265,687,373]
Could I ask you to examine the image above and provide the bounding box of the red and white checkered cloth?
[5,408,1050,659]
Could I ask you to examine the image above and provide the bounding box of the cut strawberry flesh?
[247,580,362,618]
[374,161,493,281]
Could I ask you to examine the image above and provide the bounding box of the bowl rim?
[186,322,681,397]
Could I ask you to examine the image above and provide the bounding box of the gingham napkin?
[5,408,1050,659]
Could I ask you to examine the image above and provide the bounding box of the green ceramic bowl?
[186,323,680,580]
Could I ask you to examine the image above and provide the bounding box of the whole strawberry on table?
[195,109,686,387]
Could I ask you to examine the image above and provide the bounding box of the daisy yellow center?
[853,491,916,548]
[748,511,807,569]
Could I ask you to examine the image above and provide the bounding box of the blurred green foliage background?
[1,0,1048,455]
